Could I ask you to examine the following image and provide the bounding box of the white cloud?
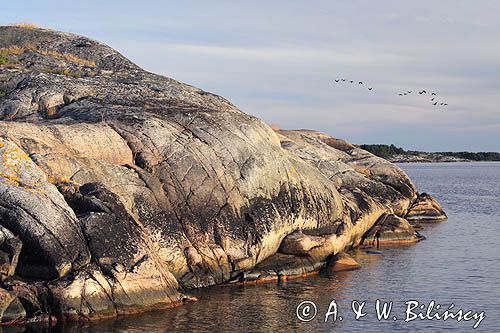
[140,42,413,68]
[4,0,500,150]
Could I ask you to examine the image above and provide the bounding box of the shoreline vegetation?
[359,144,500,163]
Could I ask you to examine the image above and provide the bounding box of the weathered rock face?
[0,139,90,279]
[277,130,416,216]
[0,26,446,322]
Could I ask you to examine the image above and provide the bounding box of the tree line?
[359,144,500,161]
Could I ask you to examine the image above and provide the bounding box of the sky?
[3,0,500,151]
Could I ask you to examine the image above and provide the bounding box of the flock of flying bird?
[333,78,449,108]
[397,89,448,107]
[334,78,372,90]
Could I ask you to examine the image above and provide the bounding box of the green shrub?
[47,68,81,78]
[0,53,8,65]
[359,144,500,161]
[0,90,6,97]
[359,144,408,159]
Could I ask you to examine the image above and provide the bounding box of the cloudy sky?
[3,1,500,151]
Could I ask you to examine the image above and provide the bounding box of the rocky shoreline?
[389,154,470,163]
[0,26,447,326]
[358,144,500,163]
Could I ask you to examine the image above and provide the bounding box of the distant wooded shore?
[359,144,500,163]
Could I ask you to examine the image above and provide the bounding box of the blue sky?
[3,1,500,151]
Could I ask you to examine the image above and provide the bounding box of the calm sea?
[14,162,500,332]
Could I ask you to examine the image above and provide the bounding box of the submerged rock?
[0,25,446,323]
[365,250,383,255]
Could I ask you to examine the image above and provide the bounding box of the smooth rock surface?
[278,231,325,255]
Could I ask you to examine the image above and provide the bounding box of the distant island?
[359,144,500,163]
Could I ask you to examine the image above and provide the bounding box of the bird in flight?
[329,79,450,109]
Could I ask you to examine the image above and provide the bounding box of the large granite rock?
[0,25,446,322]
